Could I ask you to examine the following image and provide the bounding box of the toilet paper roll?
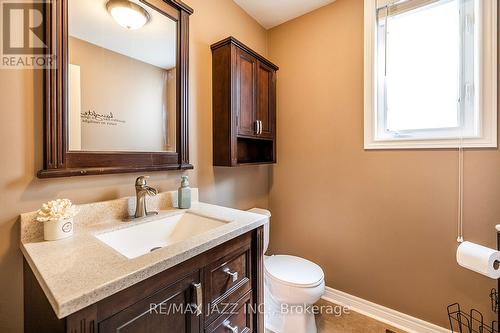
[457,241,500,279]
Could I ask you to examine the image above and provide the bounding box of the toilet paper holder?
[447,230,500,333]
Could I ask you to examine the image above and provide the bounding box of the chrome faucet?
[134,176,158,218]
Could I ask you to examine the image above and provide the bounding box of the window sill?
[364,137,498,150]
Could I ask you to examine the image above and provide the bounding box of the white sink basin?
[96,212,229,259]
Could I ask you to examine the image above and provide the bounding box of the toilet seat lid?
[265,255,324,287]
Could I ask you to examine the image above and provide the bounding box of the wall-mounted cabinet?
[211,37,279,167]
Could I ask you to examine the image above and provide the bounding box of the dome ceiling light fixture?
[106,0,151,30]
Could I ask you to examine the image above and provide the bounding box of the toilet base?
[264,284,318,333]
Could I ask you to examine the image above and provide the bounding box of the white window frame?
[364,0,497,149]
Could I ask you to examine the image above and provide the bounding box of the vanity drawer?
[205,244,252,325]
[98,271,201,333]
[205,291,253,333]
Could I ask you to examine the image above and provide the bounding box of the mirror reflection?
[68,0,177,152]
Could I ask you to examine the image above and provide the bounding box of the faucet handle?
[135,176,150,187]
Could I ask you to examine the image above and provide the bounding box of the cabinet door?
[256,62,276,139]
[99,272,202,333]
[236,48,257,137]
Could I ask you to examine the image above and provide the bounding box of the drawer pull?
[223,267,238,282]
[192,282,203,316]
[223,320,239,333]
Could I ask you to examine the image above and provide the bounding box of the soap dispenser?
[178,176,191,209]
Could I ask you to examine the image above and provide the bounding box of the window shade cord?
[457,127,464,243]
[384,6,389,76]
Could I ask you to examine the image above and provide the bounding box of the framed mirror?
[38,0,193,178]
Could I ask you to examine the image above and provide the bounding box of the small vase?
[43,217,74,241]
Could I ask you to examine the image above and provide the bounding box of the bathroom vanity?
[20,190,268,333]
[26,0,272,329]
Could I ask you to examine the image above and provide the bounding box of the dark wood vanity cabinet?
[24,228,264,333]
[211,37,279,166]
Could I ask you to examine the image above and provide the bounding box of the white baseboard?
[322,286,449,333]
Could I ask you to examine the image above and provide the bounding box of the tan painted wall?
[0,1,269,331]
[267,0,499,328]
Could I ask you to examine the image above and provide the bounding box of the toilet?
[248,208,325,333]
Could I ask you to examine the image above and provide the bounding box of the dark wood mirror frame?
[38,0,193,178]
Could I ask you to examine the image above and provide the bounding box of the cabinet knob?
[223,320,239,333]
[223,267,239,282]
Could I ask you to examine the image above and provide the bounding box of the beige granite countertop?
[20,189,268,319]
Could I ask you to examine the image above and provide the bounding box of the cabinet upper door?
[236,48,257,137]
[256,62,276,139]
[99,272,201,333]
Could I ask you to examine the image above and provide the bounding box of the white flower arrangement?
[36,199,78,222]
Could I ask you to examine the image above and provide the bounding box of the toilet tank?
[247,208,271,254]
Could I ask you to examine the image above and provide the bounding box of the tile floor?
[315,299,407,333]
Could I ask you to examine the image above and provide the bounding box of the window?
[364,0,497,149]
